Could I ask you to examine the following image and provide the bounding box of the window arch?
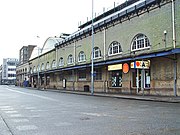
[46,62,50,70]
[59,57,64,67]
[52,60,56,68]
[67,54,73,64]
[93,47,101,59]
[108,41,122,56]
[131,34,150,51]
[78,51,86,62]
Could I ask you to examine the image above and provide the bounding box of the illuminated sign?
[131,60,150,69]
[108,64,122,71]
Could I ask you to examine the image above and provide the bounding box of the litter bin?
[84,85,89,92]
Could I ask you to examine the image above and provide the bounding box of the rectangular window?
[78,69,86,80]
[94,68,102,80]
[59,72,63,81]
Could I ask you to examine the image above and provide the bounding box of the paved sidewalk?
[14,86,180,103]
[41,88,180,103]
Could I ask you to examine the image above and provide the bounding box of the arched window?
[36,65,40,72]
[59,57,64,67]
[52,60,56,68]
[33,66,36,73]
[67,54,73,64]
[78,51,86,62]
[41,63,44,71]
[131,34,150,51]
[46,62,50,70]
[93,47,101,59]
[108,41,122,56]
[30,68,33,74]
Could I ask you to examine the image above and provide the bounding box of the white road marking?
[1,108,14,111]
[0,106,11,109]
[5,111,18,114]
[12,119,29,123]
[5,88,59,102]
[25,107,36,110]
[10,114,22,117]
[16,125,38,131]
[82,112,111,117]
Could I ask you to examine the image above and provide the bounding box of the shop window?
[108,41,122,56]
[65,71,74,81]
[67,54,73,64]
[93,47,102,59]
[46,75,50,85]
[78,51,86,62]
[78,69,86,80]
[110,71,122,87]
[59,57,64,67]
[94,68,102,80]
[59,72,64,81]
[52,60,56,68]
[131,34,150,51]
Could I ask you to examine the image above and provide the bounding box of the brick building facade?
[28,0,180,96]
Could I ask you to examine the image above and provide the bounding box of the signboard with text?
[131,60,150,69]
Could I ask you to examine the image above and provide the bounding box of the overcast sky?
[0,0,125,64]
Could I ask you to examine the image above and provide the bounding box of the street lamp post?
[37,47,41,89]
[91,0,94,95]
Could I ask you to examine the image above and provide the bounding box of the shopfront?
[131,60,150,93]
[108,64,122,88]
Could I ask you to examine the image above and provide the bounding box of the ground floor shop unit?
[29,49,180,96]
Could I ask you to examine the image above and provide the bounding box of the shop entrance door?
[136,69,150,90]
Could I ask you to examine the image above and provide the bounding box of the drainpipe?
[103,28,106,61]
[172,0,177,96]
[56,47,58,68]
[172,0,176,48]
[174,57,177,96]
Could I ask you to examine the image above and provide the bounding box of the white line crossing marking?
[1,108,14,111]
[5,88,59,102]
[16,125,38,131]
[25,107,36,110]
[9,114,22,117]
[0,106,11,109]
[12,119,29,123]
[5,111,18,114]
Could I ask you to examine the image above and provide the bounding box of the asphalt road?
[0,85,180,135]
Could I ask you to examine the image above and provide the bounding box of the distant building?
[19,45,36,65]
[16,45,36,86]
[0,65,2,84]
[2,58,18,85]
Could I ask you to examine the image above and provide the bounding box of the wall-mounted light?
[163,30,167,48]
[164,30,167,35]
